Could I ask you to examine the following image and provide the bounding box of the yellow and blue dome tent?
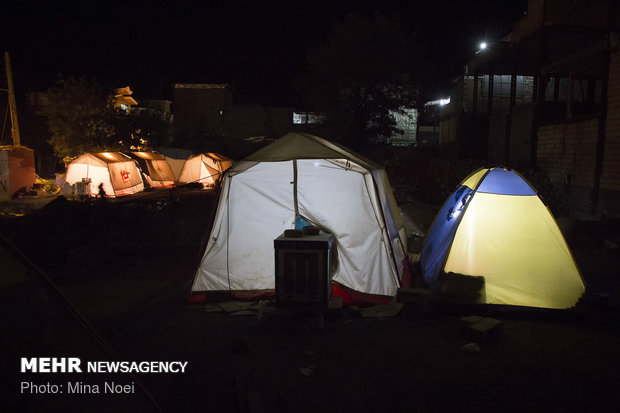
[420,167,585,309]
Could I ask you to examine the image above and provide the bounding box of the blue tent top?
[476,168,536,196]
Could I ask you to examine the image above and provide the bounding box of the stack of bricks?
[460,315,504,343]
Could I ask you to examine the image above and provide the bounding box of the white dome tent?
[191,133,409,299]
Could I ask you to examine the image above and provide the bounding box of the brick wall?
[537,49,620,218]
[601,51,620,192]
[537,118,599,188]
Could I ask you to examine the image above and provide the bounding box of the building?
[134,99,172,122]
[172,84,231,142]
[291,108,419,148]
[113,86,138,113]
[172,84,293,152]
[440,0,619,218]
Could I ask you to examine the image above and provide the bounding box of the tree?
[115,109,171,151]
[296,13,428,148]
[35,76,118,161]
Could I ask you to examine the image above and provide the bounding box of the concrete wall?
[223,105,293,140]
[223,105,266,140]
[265,107,294,139]
[601,50,620,193]
[172,84,293,149]
[512,0,608,44]
[439,112,460,149]
[417,126,439,148]
[488,105,535,164]
[596,48,620,217]
[488,113,507,162]
[173,85,232,139]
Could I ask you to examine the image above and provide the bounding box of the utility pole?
[4,51,21,146]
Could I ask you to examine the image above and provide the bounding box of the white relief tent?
[65,152,144,197]
[128,151,176,188]
[178,153,233,188]
[191,132,409,298]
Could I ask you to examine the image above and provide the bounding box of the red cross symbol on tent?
[120,169,130,182]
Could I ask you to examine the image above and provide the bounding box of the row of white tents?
[63,150,232,197]
[61,133,585,309]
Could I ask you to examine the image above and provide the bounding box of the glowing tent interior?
[419,167,585,309]
[65,152,145,197]
[127,151,176,188]
[161,147,192,180]
[191,132,409,300]
[178,153,233,188]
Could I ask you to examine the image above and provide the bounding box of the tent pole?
[293,159,299,218]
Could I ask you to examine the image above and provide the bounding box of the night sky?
[1,0,528,107]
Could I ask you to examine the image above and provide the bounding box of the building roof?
[173,84,230,89]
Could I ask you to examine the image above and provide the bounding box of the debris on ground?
[359,301,404,318]
[218,301,257,313]
[459,315,484,331]
[204,303,224,313]
[397,287,432,315]
[460,315,504,343]
[299,366,316,376]
[461,342,481,354]
[469,317,504,343]
[230,310,257,317]
[328,296,343,309]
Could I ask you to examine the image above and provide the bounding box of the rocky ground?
[2,175,620,412]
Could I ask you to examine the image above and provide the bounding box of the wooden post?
[504,75,517,162]
[472,75,479,115]
[567,70,574,119]
[591,0,617,215]
[487,74,494,116]
[4,52,21,146]
[530,76,544,167]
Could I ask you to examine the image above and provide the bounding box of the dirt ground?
[3,188,620,412]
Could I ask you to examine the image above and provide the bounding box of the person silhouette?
[98,183,107,199]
